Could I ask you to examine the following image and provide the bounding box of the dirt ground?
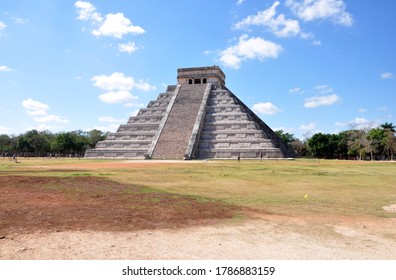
[1,164,396,260]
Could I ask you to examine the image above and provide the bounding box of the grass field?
[1,157,395,219]
[1,157,396,259]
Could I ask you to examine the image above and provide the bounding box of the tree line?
[1,123,395,160]
[0,129,108,158]
[276,122,396,160]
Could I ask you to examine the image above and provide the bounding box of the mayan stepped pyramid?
[85,66,296,159]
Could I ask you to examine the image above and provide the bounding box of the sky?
[0,0,395,139]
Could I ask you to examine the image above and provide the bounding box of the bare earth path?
[2,215,395,259]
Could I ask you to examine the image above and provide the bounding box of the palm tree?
[380,122,395,132]
[380,123,396,160]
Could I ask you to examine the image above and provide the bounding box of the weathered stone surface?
[85,66,296,159]
[151,83,209,159]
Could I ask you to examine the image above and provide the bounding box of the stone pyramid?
[85,66,296,159]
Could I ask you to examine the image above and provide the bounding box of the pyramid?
[85,66,296,159]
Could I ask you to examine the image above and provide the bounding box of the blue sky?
[0,0,395,139]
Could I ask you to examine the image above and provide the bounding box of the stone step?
[117,123,160,133]
[199,141,275,149]
[147,100,171,108]
[204,114,250,122]
[85,149,147,158]
[137,108,167,116]
[106,130,156,141]
[200,132,270,140]
[95,140,151,149]
[206,105,246,114]
[152,83,209,159]
[157,92,174,99]
[198,148,283,159]
[202,121,260,131]
[127,116,163,124]
[207,99,237,106]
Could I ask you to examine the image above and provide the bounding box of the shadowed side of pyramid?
[85,66,296,159]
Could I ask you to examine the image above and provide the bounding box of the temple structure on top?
[85,66,296,159]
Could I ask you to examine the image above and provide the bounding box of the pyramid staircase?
[84,86,175,158]
[85,66,295,159]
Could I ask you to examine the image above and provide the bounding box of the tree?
[308,133,338,159]
[87,129,107,148]
[380,123,396,160]
[0,134,15,156]
[335,131,349,159]
[275,130,296,145]
[54,131,90,157]
[367,128,386,160]
[55,132,77,156]
[290,139,308,157]
[383,130,396,160]
[15,130,54,157]
[380,122,396,132]
[0,129,109,157]
[347,129,368,160]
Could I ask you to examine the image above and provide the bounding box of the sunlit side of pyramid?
[85,66,296,159]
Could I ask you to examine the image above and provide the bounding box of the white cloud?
[380,72,394,79]
[0,66,12,72]
[313,84,333,94]
[286,0,353,26]
[22,98,69,124]
[312,40,322,45]
[92,72,156,93]
[299,122,319,137]
[288,87,304,94]
[335,117,378,130]
[0,21,6,33]
[3,12,29,25]
[304,94,340,108]
[98,91,138,104]
[123,102,145,108]
[34,115,69,124]
[92,72,134,91]
[75,1,144,39]
[0,126,12,134]
[235,1,301,37]
[135,81,156,91]
[252,102,282,115]
[13,17,28,24]
[92,13,145,39]
[357,108,367,113]
[22,98,49,112]
[219,34,283,69]
[75,1,102,22]
[300,122,316,131]
[236,0,245,5]
[118,42,139,54]
[348,117,375,130]
[99,116,125,123]
[92,71,155,104]
[334,121,347,127]
[377,106,388,112]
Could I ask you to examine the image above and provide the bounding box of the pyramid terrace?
[85,66,295,159]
